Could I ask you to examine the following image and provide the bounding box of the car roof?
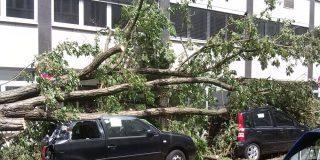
[241,105,275,112]
[100,115,138,120]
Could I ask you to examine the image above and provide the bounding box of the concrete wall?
[253,0,310,27]
[51,27,107,69]
[0,23,38,68]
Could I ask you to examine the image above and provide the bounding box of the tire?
[244,143,260,160]
[166,149,186,160]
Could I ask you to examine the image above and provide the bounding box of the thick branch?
[0,77,232,117]
[124,0,145,39]
[0,118,25,131]
[79,45,123,79]
[136,68,190,77]
[0,84,39,104]
[72,107,227,119]
[0,107,227,131]
[0,45,123,104]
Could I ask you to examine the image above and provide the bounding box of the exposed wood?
[0,107,227,131]
[0,84,39,104]
[0,118,25,131]
[0,77,232,118]
[78,45,123,79]
[74,107,228,119]
[0,97,45,118]
[0,43,123,105]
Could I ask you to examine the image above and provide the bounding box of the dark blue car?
[284,129,320,160]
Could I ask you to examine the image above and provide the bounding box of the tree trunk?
[0,77,232,118]
[0,118,25,131]
[0,107,227,131]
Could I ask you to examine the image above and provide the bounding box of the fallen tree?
[0,107,227,131]
[0,2,320,159]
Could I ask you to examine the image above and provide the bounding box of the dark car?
[235,107,308,160]
[41,116,196,160]
[284,129,320,160]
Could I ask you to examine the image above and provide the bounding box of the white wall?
[52,27,107,69]
[0,23,38,68]
[252,58,308,80]
[170,0,246,15]
[253,0,309,27]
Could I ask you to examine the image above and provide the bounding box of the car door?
[274,111,304,151]
[252,109,279,154]
[55,120,106,160]
[102,117,162,160]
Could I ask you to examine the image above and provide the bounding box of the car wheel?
[166,149,186,160]
[244,143,260,160]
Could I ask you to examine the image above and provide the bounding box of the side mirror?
[146,130,157,137]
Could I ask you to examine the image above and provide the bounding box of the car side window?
[105,118,150,138]
[253,110,273,127]
[71,121,101,140]
[274,111,294,126]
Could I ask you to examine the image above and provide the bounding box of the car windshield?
[289,139,320,160]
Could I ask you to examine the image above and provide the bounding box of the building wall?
[51,27,107,69]
[253,0,310,27]
[0,0,318,92]
[0,23,38,68]
[170,0,247,15]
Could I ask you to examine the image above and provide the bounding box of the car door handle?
[107,145,117,149]
[256,131,262,133]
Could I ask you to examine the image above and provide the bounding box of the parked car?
[284,129,320,160]
[41,116,196,160]
[235,106,308,160]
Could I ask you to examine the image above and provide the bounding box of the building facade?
[0,0,319,92]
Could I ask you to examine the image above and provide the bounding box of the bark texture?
[0,107,227,131]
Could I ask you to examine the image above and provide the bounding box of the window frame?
[0,0,38,24]
[103,117,157,139]
[284,0,294,9]
[51,0,111,31]
[274,111,295,127]
[71,120,104,141]
[253,110,274,128]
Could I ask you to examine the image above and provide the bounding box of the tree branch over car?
[0,2,319,157]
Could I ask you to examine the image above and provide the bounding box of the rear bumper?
[234,141,248,157]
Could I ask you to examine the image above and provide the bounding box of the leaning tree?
[1,0,320,154]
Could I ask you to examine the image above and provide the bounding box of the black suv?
[41,116,196,160]
[236,107,308,160]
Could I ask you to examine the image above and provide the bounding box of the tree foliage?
[1,0,320,159]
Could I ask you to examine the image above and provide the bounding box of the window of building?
[210,11,227,36]
[72,121,101,140]
[274,111,294,126]
[84,0,107,27]
[170,5,188,38]
[265,21,280,36]
[189,7,207,40]
[295,26,308,35]
[102,0,133,5]
[6,0,34,19]
[255,19,266,35]
[54,0,79,24]
[284,0,294,9]
[253,110,273,127]
[112,4,123,28]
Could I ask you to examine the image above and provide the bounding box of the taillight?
[237,112,245,141]
[41,146,46,160]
